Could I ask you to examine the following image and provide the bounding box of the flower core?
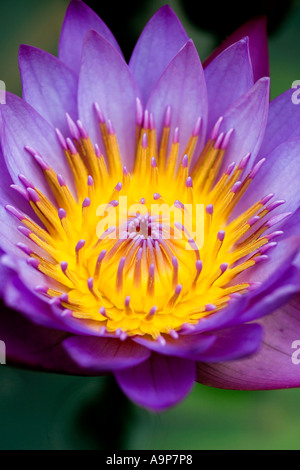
[7,102,286,339]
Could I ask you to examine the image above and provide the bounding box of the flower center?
[6,101,287,340]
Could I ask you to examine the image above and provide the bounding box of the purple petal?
[19,45,78,135]
[0,93,74,198]
[204,16,269,82]
[218,77,270,170]
[115,353,195,411]
[78,31,140,170]
[195,323,263,362]
[236,137,300,216]
[196,295,300,389]
[147,40,208,165]
[0,302,86,375]
[259,88,300,157]
[204,38,254,136]
[133,333,216,359]
[63,336,150,372]
[129,5,189,104]
[59,0,122,75]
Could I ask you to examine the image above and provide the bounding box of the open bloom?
[0,0,299,411]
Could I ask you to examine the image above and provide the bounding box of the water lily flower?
[0,0,299,412]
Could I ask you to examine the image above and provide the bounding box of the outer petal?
[115,353,195,411]
[147,40,208,165]
[59,0,122,75]
[196,295,300,389]
[219,77,270,170]
[259,88,300,156]
[193,324,263,362]
[19,45,78,135]
[0,302,86,375]
[78,31,141,170]
[204,16,269,82]
[235,137,300,217]
[63,336,150,372]
[204,38,254,136]
[0,93,74,198]
[129,5,189,104]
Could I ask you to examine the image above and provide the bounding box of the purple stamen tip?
[27,257,39,269]
[196,259,203,272]
[206,204,213,215]
[164,105,172,127]
[149,263,155,276]
[151,157,157,168]
[220,262,228,273]
[136,97,143,126]
[248,215,260,227]
[55,128,67,150]
[18,174,34,189]
[221,128,234,150]
[99,326,107,335]
[76,239,85,252]
[5,205,24,221]
[157,335,166,346]
[260,193,274,206]
[87,175,94,186]
[35,285,48,294]
[58,208,67,220]
[94,102,105,123]
[182,154,189,168]
[148,306,157,317]
[115,182,122,191]
[32,153,49,171]
[27,188,40,204]
[60,293,69,303]
[125,296,130,308]
[76,120,88,139]
[10,184,29,201]
[149,112,155,130]
[123,166,128,175]
[260,241,277,254]
[231,181,242,193]
[60,261,68,273]
[175,284,182,296]
[87,277,94,290]
[110,200,119,207]
[16,242,32,256]
[99,306,106,317]
[217,230,225,241]
[170,329,179,340]
[82,197,91,208]
[249,158,266,179]
[214,132,224,149]
[173,127,179,144]
[210,116,223,141]
[107,119,114,135]
[94,143,102,158]
[140,197,146,204]
[254,255,268,264]
[66,137,77,155]
[24,145,40,157]
[18,226,31,237]
[205,304,217,312]
[238,153,251,170]
[266,212,292,228]
[66,113,80,140]
[226,162,236,175]
[142,132,148,149]
[266,200,285,212]
[186,176,193,188]
[153,193,161,200]
[193,117,202,137]
[98,250,107,262]
[266,230,284,241]
[57,174,66,187]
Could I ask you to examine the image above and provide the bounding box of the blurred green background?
[0,0,300,450]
